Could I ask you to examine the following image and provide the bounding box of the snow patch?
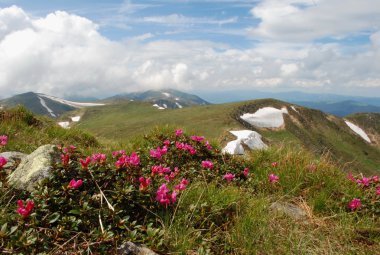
[345,121,371,143]
[175,102,183,109]
[153,104,165,110]
[58,122,70,129]
[162,92,171,97]
[240,107,288,128]
[223,130,267,155]
[38,96,56,117]
[38,93,105,108]
[71,116,81,122]
[175,97,180,101]
[163,104,168,109]
[291,106,299,113]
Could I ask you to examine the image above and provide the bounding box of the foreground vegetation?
[0,108,379,254]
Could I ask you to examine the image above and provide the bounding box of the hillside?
[74,99,380,174]
[104,89,209,109]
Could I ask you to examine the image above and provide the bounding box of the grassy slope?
[76,99,380,174]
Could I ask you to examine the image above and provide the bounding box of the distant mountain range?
[104,89,209,109]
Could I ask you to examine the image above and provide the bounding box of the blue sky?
[0,0,380,98]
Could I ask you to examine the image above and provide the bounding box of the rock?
[8,145,59,192]
[0,151,27,170]
[269,201,307,221]
[117,241,158,255]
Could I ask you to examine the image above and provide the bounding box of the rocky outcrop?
[0,151,27,170]
[117,242,158,255]
[8,145,59,192]
[269,201,307,221]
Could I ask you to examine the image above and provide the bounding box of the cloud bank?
[0,3,380,98]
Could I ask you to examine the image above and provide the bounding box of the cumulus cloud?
[0,5,380,99]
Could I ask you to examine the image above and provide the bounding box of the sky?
[0,0,380,99]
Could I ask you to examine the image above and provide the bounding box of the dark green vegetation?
[0,92,76,118]
[76,99,380,175]
[1,111,379,254]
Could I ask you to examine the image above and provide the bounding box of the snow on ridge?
[345,120,371,143]
[163,104,168,109]
[153,104,165,110]
[175,102,183,109]
[37,93,105,108]
[38,96,56,117]
[223,130,267,155]
[71,116,81,122]
[162,92,171,97]
[58,121,70,129]
[291,106,299,113]
[240,107,288,128]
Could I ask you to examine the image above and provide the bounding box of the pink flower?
[91,153,107,164]
[175,178,189,191]
[243,168,249,177]
[223,173,235,182]
[202,160,213,169]
[348,198,361,211]
[63,145,76,154]
[191,135,205,142]
[175,129,183,137]
[61,154,70,166]
[80,156,91,170]
[357,177,371,187]
[269,174,279,183]
[204,140,212,150]
[139,177,151,191]
[68,179,83,189]
[347,172,356,183]
[156,184,176,207]
[376,186,380,196]
[372,176,379,182]
[128,152,140,166]
[115,155,127,169]
[151,165,171,176]
[271,162,278,167]
[0,156,7,168]
[17,200,34,218]
[150,146,168,159]
[163,140,171,146]
[112,150,125,158]
[0,135,8,146]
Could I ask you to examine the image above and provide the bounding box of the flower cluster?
[346,173,380,211]
[155,184,177,207]
[150,146,168,159]
[17,200,34,218]
[115,152,140,168]
[201,160,214,169]
[175,142,197,155]
[0,135,8,146]
[68,179,83,189]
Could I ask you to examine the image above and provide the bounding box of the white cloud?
[142,14,238,26]
[0,5,380,99]
[249,0,380,42]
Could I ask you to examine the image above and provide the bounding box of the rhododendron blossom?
[372,176,379,182]
[80,156,91,170]
[271,162,278,167]
[175,178,189,191]
[376,186,380,196]
[112,150,125,158]
[269,174,279,183]
[156,184,176,207]
[0,135,8,146]
[61,154,70,166]
[17,200,34,218]
[63,145,76,154]
[205,140,212,150]
[150,146,168,159]
[347,172,356,183]
[357,177,371,187]
[92,153,107,164]
[175,142,196,154]
[151,165,171,176]
[0,156,7,168]
[139,177,151,191]
[190,135,205,142]
[201,160,213,169]
[175,129,183,137]
[348,198,361,211]
[115,152,140,168]
[243,168,249,177]
[223,173,235,182]
[68,179,83,189]
[163,140,171,146]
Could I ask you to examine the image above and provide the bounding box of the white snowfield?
[38,96,56,117]
[223,130,268,155]
[58,121,70,129]
[345,120,371,143]
[71,116,81,122]
[175,102,183,109]
[37,93,105,108]
[162,92,171,97]
[240,107,288,128]
[291,105,299,113]
[153,104,165,110]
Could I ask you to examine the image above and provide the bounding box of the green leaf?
[9,226,18,235]
[48,212,61,224]
[1,223,7,233]
[68,209,81,215]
